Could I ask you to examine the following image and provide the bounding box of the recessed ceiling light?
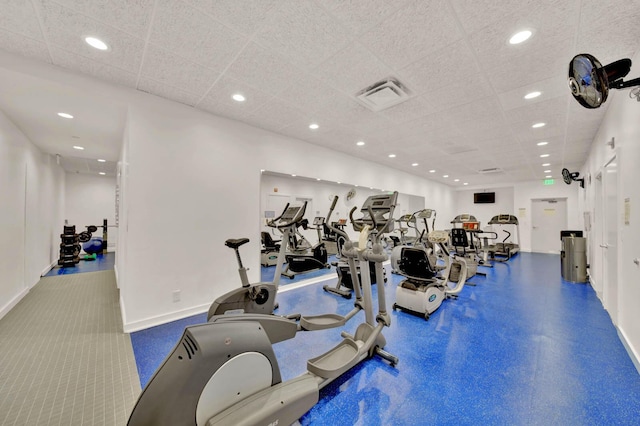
[443,175,449,178]
[544,169,551,173]
[316,178,321,181]
[57,112,73,119]
[291,174,296,177]
[463,182,469,186]
[540,154,550,158]
[85,36,109,51]
[537,141,548,146]
[532,122,546,128]
[429,169,436,173]
[97,159,106,162]
[411,163,418,166]
[356,141,365,146]
[232,93,246,102]
[524,91,541,100]
[388,154,396,158]
[309,123,319,130]
[509,30,532,45]
[546,175,552,178]
[99,172,106,175]
[337,181,341,184]
[454,179,460,182]
[73,146,84,150]
[542,163,551,167]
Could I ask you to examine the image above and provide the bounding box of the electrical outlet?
[172,290,181,302]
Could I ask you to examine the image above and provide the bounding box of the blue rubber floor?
[44,252,115,276]
[130,253,640,424]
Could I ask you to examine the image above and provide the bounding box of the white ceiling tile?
[51,0,155,36]
[254,0,353,70]
[35,0,145,73]
[222,42,305,99]
[313,42,395,95]
[183,0,278,37]
[503,96,568,127]
[576,12,640,66]
[50,47,137,88]
[140,44,219,95]
[498,76,568,110]
[137,77,202,107]
[0,28,51,63]
[360,0,463,70]
[0,1,43,39]
[450,0,539,34]
[247,98,307,131]
[378,95,435,124]
[579,0,640,28]
[321,0,409,36]
[197,75,273,118]
[149,0,248,72]
[275,74,344,114]
[446,96,504,125]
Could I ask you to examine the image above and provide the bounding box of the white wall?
[455,186,515,228]
[65,173,117,251]
[0,109,65,320]
[579,49,640,371]
[118,97,457,331]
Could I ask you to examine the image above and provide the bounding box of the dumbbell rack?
[58,225,81,267]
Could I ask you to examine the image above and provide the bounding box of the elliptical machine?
[127,192,400,426]
[393,230,468,320]
[280,197,337,279]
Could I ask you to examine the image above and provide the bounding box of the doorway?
[531,198,568,253]
[602,156,618,324]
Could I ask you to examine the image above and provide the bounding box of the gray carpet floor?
[0,271,140,425]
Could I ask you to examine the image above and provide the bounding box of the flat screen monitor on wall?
[474,192,495,204]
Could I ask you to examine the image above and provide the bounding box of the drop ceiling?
[0,0,638,185]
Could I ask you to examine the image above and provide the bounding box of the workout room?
[1,1,639,425]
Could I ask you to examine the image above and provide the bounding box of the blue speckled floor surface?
[44,252,115,276]
[130,253,640,425]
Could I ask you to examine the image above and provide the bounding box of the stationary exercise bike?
[127,192,401,426]
[393,230,468,320]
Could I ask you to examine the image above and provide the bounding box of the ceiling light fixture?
[537,141,548,146]
[540,154,550,158]
[542,163,551,167]
[97,159,106,162]
[532,122,546,128]
[291,174,296,177]
[544,169,551,173]
[316,178,321,181]
[99,172,106,175]
[57,112,73,119]
[509,30,532,45]
[443,175,449,178]
[73,146,84,150]
[429,169,436,173]
[356,141,365,146]
[463,182,469,186]
[388,154,396,158]
[454,179,460,182]
[546,175,552,178]
[84,36,109,51]
[232,93,246,102]
[524,91,541,99]
[309,123,319,130]
[411,163,418,166]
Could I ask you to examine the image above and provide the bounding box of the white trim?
[0,288,29,321]
[617,326,640,376]
[40,260,57,278]
[123,303,210,333]
[113,264,119,288]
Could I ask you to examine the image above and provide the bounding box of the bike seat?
[225,238,250,249]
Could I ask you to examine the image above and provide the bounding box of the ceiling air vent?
[355,78,411,112]
[478,167,504,174]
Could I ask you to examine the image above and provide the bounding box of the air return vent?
[355,78,412,112]
[478,167,504,174]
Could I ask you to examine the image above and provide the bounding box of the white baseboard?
[123,303,210,333]
[0,288,29,321]
[40,260,57,277]
[618,326,640,376]
[113,264,119,289]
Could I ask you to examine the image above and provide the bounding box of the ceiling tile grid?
[0,27,51,63]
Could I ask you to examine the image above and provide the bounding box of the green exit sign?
[544,179,555,185]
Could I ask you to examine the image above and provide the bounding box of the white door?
[602,156,618,324]
[531,198,568,253]
[593,171,604,296]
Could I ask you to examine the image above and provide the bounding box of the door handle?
[599,244,609,249]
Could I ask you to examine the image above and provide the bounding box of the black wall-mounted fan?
[568,53,640,108]
[562,168,584,188]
